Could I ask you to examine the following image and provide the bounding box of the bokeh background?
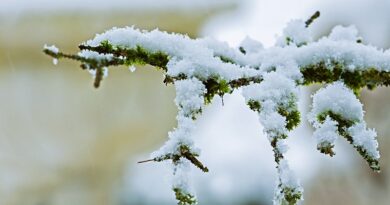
[0,0,389,204]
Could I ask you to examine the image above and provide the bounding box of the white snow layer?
[80,25,390,83]
[312,116,340,146]
[276,19,312,47]
[309,82,363,122]
[328,25,360,42]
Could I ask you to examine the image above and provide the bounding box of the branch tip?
[137,159,155,164]
[305,11,320,27]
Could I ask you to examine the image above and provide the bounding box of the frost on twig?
[43,11,390,205]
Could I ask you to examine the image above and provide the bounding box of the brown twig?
[305,11,320,27]
[137,159,155,164]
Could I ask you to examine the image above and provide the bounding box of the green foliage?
[80,42,170,71]
[173,188,197,205]
[277,97,300,131]
[301,61,390,94]
[203,76,232,104]
[247,98,300,131]
[218,55,235,64]
[317,141,336,157]
[280,187,303,205]
[247,100,261,112]
[317,111,380,171]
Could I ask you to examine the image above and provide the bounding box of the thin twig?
[305,11,320,27]
[137,159,155,164]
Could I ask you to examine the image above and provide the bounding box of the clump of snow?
[242,72,299,140]
[78,50,114,61]
[278,159,301,190]
[150,78,207,200]
[273,159,303,204]
[260,111,288,139]
[276,20,312,47]
[312,116,340,147]
[87,67,108,78]
[153,78,205,157]
[174,78,206,117]
[152,115,197,158]
[199,37,246,65]
[44,44,60,65]
[348,122,380,159]
[276,140,289,154]
[128,65,137,72]
[308,81,363,122]
[241,70,302,203]
[309,82,380,161]
[242,72,298,108]
[328,25,359,42]
[239,36,264,53]
[172,159,193,193]
[44,44,59,54]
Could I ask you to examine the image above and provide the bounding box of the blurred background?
[0,0,389,204]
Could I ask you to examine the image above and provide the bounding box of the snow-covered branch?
[43,11,390,205]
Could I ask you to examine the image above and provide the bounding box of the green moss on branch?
[79,41,169,71]
[301,61,390,93]
[173,188,197,205]
[317,111,380,172]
